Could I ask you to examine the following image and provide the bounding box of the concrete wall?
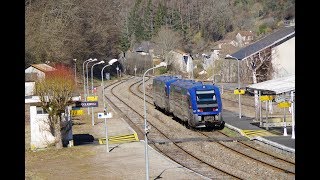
[272,37,295,78]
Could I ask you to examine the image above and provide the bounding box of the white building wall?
[272,37,295,78]
[29,105,74,149]
[185,55,193,73]
[25,67,46,79]
[25,82,35,96]
[30,106,55,149]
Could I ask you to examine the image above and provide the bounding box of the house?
[25,63,56,97]
[132,41,154,55]
[202,49,221,70]
[229,25,295,81]
[235,30,255,47]
[25,63,56,80]
[167,49,193,75]
[216,39,236,49]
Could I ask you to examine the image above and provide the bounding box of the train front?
[189,84,225,130]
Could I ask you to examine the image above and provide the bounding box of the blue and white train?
[153,75,225,130]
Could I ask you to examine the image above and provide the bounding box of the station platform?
[223,110,295,153]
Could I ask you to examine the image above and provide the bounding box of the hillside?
[25,0,295,71]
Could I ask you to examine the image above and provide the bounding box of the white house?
[25,64,56,80]
[25,64,56,97]
[271,36,295,78]
[29,104,74,150]
[235,30,254,47]
[202,49,221,70]
[229,25,295,80]
[167,49,193,75]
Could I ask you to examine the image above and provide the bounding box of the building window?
[36,106,48,114]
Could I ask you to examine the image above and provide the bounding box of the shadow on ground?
[73,134,94,146]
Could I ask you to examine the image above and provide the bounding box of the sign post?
[87,96,98,101]
[75,101,98,108]
[71,109,84,116]
[260,95,274,130]
[98,112,112,153]
[234,88,245,119]
[278,101,291,136]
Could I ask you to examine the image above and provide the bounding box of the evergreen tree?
[143,0,153,40]
[153,2,167,35]
[119,31,130,54]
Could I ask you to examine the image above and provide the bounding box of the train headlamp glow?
[202,85,205,88]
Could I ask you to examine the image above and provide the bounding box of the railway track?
[105,76,241,179]
[134,76,295,176]
[104,76,295,179]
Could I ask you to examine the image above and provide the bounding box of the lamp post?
[82,58,93,101]
[85,58,97,115]
[225,54,242,118]
[90,60,105,126]
[101,59,118,153]
[143,62,167,180]
[73,59,77,84]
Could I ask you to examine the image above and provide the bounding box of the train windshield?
[196,90,218,111]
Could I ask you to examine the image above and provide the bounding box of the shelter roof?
[246,75,295,94]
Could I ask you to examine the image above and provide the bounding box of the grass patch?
[220,127,242,137]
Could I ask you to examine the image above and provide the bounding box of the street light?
[87,58,98,98]
[73,59,77,84]
[101,58,118,153]
[85,58,97,115]
[90,60,105,126]
[143,62,167,180]
[225,54,242,118]
[82,58,93,101]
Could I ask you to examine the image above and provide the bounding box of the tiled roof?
[230,26,295,60]
[31,64,56,72]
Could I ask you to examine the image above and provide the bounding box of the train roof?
[171,79,203,89]
[153,75,180,82]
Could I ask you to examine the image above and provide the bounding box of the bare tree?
[245,48,273,119]
[35,65,76,149]
[152,27,183,64]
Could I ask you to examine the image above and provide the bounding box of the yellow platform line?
[99,133,139,145]
[240,130,277,139]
